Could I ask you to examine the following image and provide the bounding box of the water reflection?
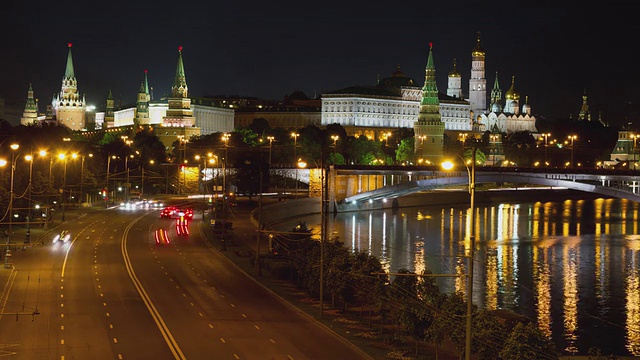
[276,197,640,356]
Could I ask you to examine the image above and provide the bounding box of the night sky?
[2,1,638,126]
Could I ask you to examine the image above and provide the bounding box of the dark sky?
[2,1,638,126]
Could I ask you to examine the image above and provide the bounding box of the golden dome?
[505,76,519,101]
[448,58,461,77]
[471,31,485,57]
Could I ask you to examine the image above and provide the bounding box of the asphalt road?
[0,201,371,360]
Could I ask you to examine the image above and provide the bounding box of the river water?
[274,192,640,357]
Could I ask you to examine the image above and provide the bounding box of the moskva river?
[275,193,640,357]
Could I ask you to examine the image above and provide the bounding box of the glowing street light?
[442,145,477,360]
[292,132,300,197]
[331,135,339,152]
[267,136,275,164]
[297,157,326,319]
[542,133,551,166]
[568,135,578,168]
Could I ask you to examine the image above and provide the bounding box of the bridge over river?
[271,165,640,213]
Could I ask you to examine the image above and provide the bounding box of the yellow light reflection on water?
[533,246,553,337]
[562,243,579,354]
[485,254,498,310]
[625,251,640,355]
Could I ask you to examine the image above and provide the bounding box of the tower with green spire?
[158,46,200,161]
[414,42,445,165]
[135,70,150,132]
[21,83,39,125]
[105,89,115,128]
[52,42,86,131]
[163,46,196,128]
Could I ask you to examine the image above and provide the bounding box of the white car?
[53,230,71,243]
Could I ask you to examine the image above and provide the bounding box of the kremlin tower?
[162,46,196,128]
[20,83,39,125]
[413,42,445,164]
[52,43,86,131]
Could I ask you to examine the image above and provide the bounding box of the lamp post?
[291,132,299,197]
[4,143,19,266]
[267,136,274,164]
[124,154,134,203]
[222,133,230,207]
[105,154,115,206]
[58,153,69,222]
[442,144,477,360]
[632,134,639,169]
[297,156,325,319]
[79,153,93,204]
[543,133,551,166]
[25,154,34,234]
[331,135,339,152]
[568,135,577,169]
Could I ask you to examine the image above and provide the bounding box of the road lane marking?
[122,214,186,360]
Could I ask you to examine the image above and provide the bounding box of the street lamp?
[267,136,275,164]
[125,154,134,202]
[442,145,477,360]
[79,153,93,204]
[222,133,230,206]
[331,135,339,152]
[58,153,70,222]
[297,157,325,319]
[2,143,19,267]
[542,133,551,166]
[418,135,426,150]
[291,132,299,197]
[25,154,34,235]
[632,134,640,168]
[568,135,578,168]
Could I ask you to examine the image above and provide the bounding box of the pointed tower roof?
[24,83,37,112]
[65,43,75,79]
[419,42,440,113]
[171,46,188,98]
[492,71,501,91]
[144,69,150,94]
[107,89,113,100]
[449,58,460,77]
[472,31,485,57]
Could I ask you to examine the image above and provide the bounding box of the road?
[0,202,370,359]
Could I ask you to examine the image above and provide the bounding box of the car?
[154,228,171,244]
[160,206,178,218]
[53,230,71,243]
[177,208,194,220]
[161,206,194,220]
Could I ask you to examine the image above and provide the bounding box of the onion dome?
[491,101,502,113]
[522,95,531,114]
[378,64,416,88]
[471,31,485,57]
[505,75,520,101]
[448,58,461,77]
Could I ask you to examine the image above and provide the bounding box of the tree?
[234,153,269,200]
[395,138,415,164]
[474,310,507,360]
[499,322,558,360]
